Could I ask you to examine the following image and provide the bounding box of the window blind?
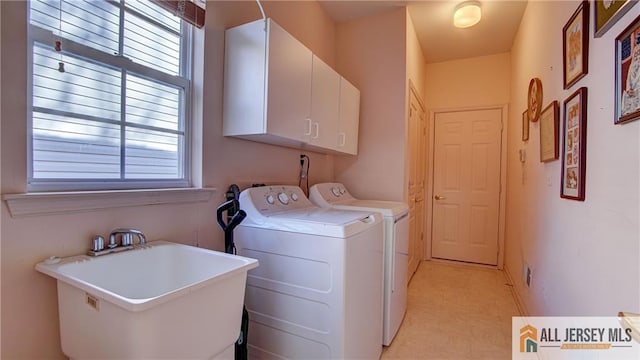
[151,0,205,28]
[28,0,191,191]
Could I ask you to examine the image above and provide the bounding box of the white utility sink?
[36,240,258,359]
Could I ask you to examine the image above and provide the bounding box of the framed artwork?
[563,1,590,89]
[528,78,543,122]
[561,88,587,201]
[539,101,559,162]
[615,14,640,124]
[522,110,530,141]
[594,0,638,38]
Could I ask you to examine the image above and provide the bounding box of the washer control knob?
[331,187,341,197]
[266,195,275,204]
[278,192,289,205]
[291,192,299,201]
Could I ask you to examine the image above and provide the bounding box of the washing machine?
[235,185,384,359]
[309,182,409,346]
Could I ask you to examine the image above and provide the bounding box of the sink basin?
[36,240,258,359]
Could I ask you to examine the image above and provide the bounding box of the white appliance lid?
[329,199,409,217]
[266,207,373,225]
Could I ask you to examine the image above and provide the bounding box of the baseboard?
[503,265,529,316]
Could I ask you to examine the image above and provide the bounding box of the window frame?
[26,0,194,192]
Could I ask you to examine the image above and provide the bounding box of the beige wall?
[425,52,511,110]
[407,11,426,102]
[334,8,409,202]
[506,1,639,315]
[0,1,337,358]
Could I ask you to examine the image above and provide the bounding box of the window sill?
[3,188,216,218]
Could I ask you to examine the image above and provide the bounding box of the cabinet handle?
[304,118,312,136]
[313,122,319,139]
[434,195,446,200]
[338,132,346,147]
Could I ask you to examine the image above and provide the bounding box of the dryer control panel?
[309,182,355,206]
[240,185,313,215]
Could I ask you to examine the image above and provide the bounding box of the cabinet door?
[310,55,340,149]
[265,20,312,142]
[337,78,360,155]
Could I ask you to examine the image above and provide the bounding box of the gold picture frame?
[594,0,638,38]
[539,101,559,162]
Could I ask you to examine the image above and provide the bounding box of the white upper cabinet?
[310,55,340,150]
[338,78,360,155]
[265,21,312,143]
[223,18,359,155]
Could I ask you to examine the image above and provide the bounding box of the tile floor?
[381,260,521,359]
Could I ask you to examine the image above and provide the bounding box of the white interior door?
[407,89,426,278]
[431,109,502,265]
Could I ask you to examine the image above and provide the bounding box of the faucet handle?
[107,233,118,249]
[121,233,133,246]
[91,235,105,252]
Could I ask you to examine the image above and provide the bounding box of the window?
[27,0,192,191]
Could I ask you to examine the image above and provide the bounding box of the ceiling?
[318,0,528,63]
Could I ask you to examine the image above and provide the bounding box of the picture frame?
[615,14,640,124]
[539,101,559,162]
[522,110,530,141]
[594,0,638,38]
[561,88,587,201]
[563,1,590,89]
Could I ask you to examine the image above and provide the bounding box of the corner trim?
[504,265,529,316]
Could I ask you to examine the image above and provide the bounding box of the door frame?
[424,105,508,269]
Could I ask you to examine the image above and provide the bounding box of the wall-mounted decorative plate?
[528,78,543,122]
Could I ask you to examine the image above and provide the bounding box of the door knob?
[434,195,446,200]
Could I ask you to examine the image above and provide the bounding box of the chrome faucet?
[109,228,147,247]
[87,228,147,256]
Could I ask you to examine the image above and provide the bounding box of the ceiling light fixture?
[453,1,482,28]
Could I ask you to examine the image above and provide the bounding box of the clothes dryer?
[309,182,409,346]
[235,185,384,359]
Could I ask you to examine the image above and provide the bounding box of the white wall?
[0,1,338,357]
[506,1,640,316]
